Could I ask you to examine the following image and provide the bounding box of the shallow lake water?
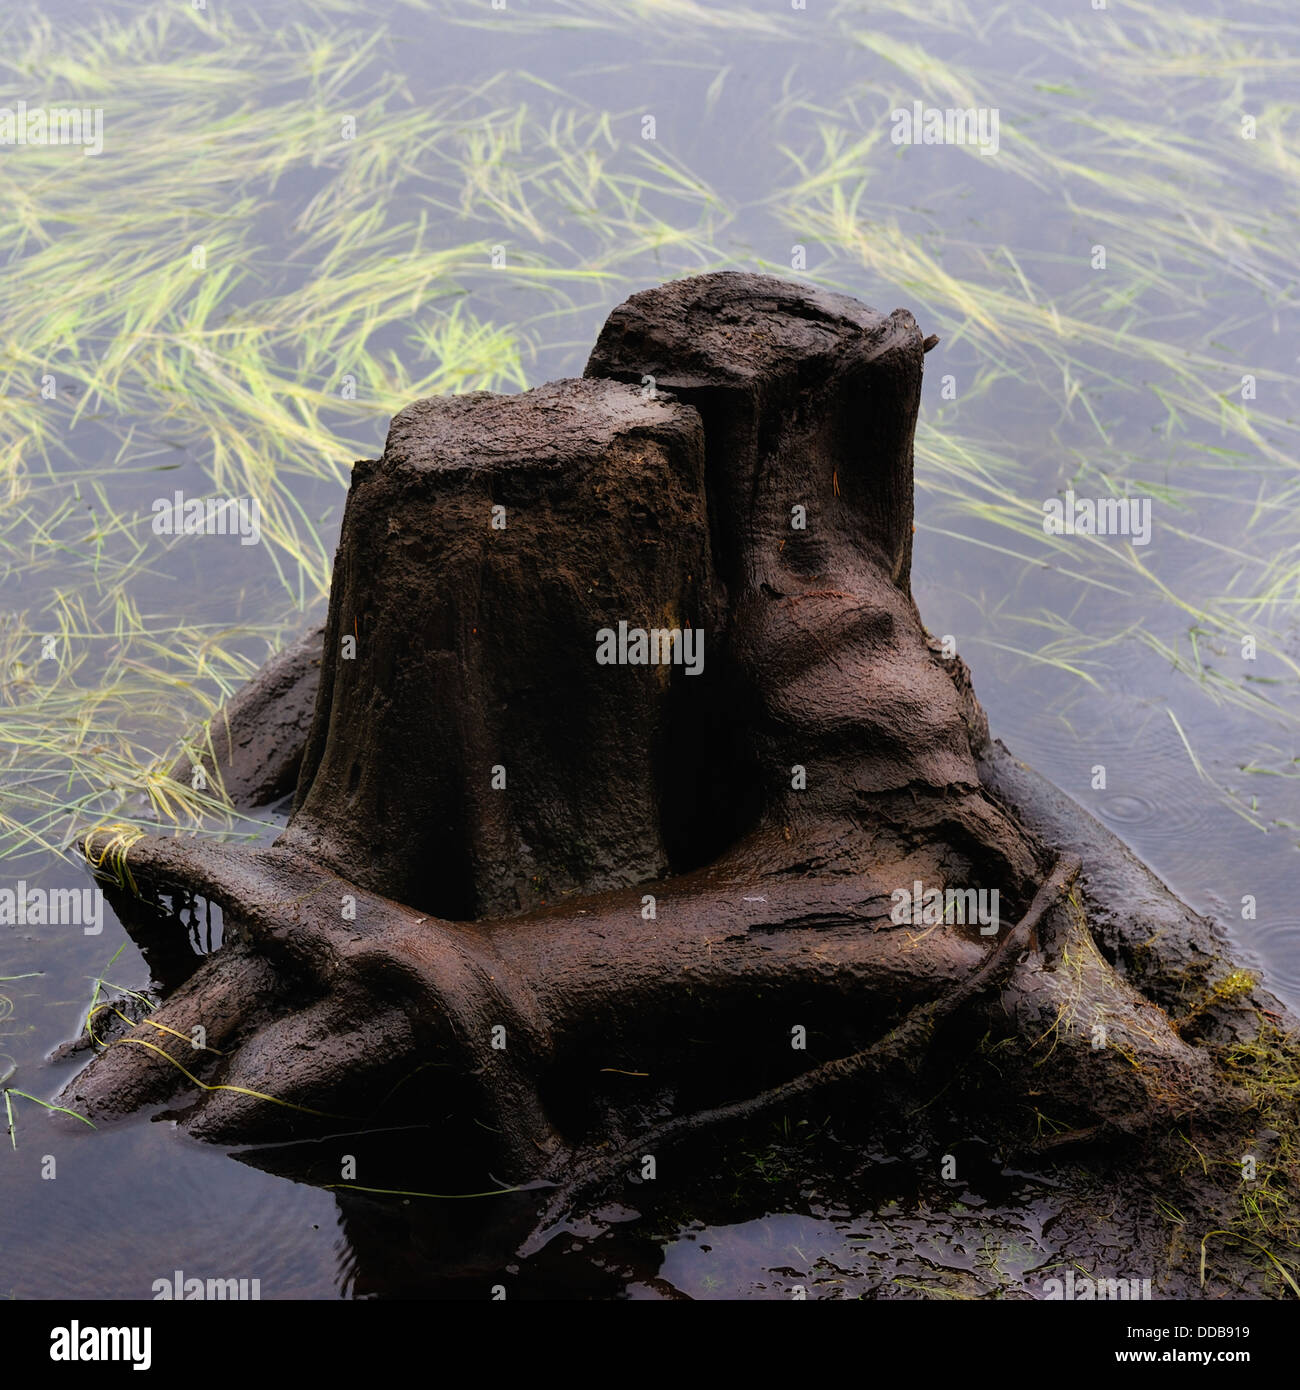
[2,0,1297,1298]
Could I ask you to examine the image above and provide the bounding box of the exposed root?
[522,856,1080,1253]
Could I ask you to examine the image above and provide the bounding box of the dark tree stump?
[57,274,1297,1291]
[284,376,721,919]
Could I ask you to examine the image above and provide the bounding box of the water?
[2,0,1298,1298]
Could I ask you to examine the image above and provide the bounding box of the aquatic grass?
[0,0,1297,865]
[324,1180,529,1199]
[3,1087,95,1149]
[3,975,94,1150]
[422,0,799,41]
[110,1036,351,1119]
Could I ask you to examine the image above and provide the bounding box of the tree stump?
[58,274,1298,1289]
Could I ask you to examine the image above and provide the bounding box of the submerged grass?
[2,971,93,1148]
[0,4,1295,894]
[0,0,1290,861]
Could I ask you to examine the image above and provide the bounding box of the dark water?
[2,0,1297,1298]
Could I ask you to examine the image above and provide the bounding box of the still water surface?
[2,0,1297,1297]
